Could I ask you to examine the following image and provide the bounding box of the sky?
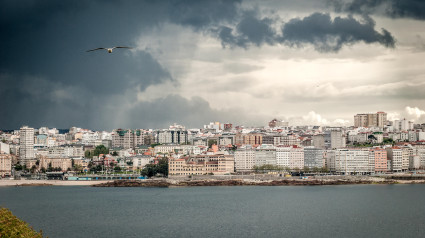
[1,0,425,130]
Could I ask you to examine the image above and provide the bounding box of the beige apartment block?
[169,154,234,176]
[39,156,72,172]
[0,154,12,177]
[354,112,387,128]
[234,147,255,172]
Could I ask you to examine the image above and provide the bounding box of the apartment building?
[19,126,34,163]
[35,156,73,172]
[369,148,387,173]
[255,145,276,166]
[234,146,255,172]
[112,129,145,149]
[386,147,403,172]
[332,148,370,174]
[354,112,387,128]
[169,154,234,176]
[0,154,12,177]
[304,147,324,169]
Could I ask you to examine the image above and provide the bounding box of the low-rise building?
[169,154,234,176]
[386,147,403,172]
[369,148,387,173]
[332,148,370,174]
[0,154,12,177]
[39,156,72,172]
[304,147,324,169]
[255,145,276,167]
[234,146,255,172]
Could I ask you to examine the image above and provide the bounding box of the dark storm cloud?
[281,13,395,52]
[0,0,242,130]
[216,11,395,52]
[218,12,277,48]
[125,95,251,129]
[329,0,425,20]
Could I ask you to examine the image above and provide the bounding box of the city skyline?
[1,0,425,130]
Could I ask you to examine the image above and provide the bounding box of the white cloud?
[387,112,400,121]
[131,17,425,127]
[405,106,425,119]
[302,111,329,125]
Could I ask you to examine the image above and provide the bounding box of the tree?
[141,158,169,178]
[320,167,329,173]
[383,138,394,145]
[93,145,109,156]
[112,151,118,156]
[30,165,37,173]
[85,150,92,158]
[73,164,83,172]
[303,166,310,173]
[15,163,23,171]
[208,139,217,148]
[1,139,6,143]
[141,164,156,178]
[114,166,121,172]
[156,158,169,176]
[47,162,53,172]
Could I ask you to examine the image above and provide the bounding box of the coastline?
[0,180,107,187]
[2,177,425,187]
[92,178,425,187]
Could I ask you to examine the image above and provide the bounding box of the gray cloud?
[281,13,395,52]
[216,11,395,52]
[0,0,243,130]
[218,12,278,48]
[125,95,259,129]
[329,0,425,20]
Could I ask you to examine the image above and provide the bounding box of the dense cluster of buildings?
[1,111,425,178]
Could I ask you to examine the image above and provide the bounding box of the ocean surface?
[1,184,425,238]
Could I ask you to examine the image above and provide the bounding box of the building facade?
[19,126,34,163]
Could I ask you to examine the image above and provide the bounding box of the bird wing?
[113,46,132,49]
[86,48,107,52]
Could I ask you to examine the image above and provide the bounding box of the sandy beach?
[0,180,107,187]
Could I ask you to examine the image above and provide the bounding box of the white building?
[0,154,12,177]
[0,142,10,154]
[275,145,304,169]
[255,145,276,166]
[386,147,403,172]
[234,146,256,172]
[19,126,34,163]
[276,146,290,168]
[132,156,153,171]
[304,147,324,169]
[330,130,345,149]
[332,149,371,174]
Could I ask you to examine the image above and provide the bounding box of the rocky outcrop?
[92,178,401,187]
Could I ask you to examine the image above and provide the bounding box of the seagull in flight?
[86,46,132,53]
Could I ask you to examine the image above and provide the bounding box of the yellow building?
[0,154,12,177]
[169,154,234,176]
[39,156,72,172]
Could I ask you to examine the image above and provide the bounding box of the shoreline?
[92,178,425,187]
[1,177,425,187]
[0,180,108,187]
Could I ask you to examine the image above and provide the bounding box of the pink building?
[370,148,387,173]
